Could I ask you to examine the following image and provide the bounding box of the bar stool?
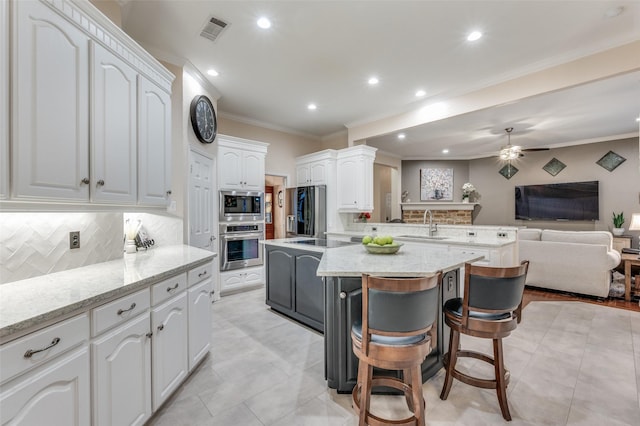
[351,272,442,426]
[439,261,529,421]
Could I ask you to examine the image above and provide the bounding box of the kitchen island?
[264,239,482,393]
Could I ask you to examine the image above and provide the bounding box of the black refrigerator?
[286,185,326,238]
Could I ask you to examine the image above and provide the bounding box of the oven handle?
[220,232,263,241]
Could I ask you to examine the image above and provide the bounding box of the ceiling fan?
[498,127,549,159]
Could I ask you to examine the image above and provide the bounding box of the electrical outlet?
[69,231,80,249]
[371,227,377,232]
[497,232,508,238]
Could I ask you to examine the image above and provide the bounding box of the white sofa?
[518,229,621,298]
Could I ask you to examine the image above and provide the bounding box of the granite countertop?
[0,245,216,341]
[316,241,484,277]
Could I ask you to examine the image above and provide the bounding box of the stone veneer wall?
[402,209,472,225]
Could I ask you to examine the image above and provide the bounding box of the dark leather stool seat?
[351,273,442,426]
[440,261,529,421]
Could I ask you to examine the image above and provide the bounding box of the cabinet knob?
[157,324,164,331]
[339,292,347,299]
[97,179,105,186]
[81,178,90,185]
[166,190,172,196]
[146,332,153,338]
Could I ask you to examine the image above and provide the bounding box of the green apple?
[373,236,384,246]
[362,235,372,245]
[384,236,394,245]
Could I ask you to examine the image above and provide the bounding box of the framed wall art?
[420,168,453,201]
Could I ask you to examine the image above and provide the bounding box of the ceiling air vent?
[200,16,228,42]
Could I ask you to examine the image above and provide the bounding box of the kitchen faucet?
[423,209,437,236]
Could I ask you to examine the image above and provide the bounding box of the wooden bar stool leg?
[403,368,415,412]
[440,327,459,400]
[493,338,511,421]
[411,365,425,426]
[358,361,373,426]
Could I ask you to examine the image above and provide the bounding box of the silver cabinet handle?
[198,270,208,277]
[146,332,153,338]
[24,337,61,358]
[167,283,179,292]
[117,302,136,315]
[81,178,90,184]
[97,179,105,186]
[166,190,172,196]
[339,292,347,299]
[157,324,164,331]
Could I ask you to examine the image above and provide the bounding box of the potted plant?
[461,182,476,203]
[612,212,625,236]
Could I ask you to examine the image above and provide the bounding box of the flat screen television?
[515,180,599,221]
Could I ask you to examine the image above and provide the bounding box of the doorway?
[265,175,286,239]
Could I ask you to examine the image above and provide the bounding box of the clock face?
[190,95,217,144]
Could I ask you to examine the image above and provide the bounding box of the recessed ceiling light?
[368,77,379,85]
[467,31,482,42]
[636,116,640,122]
[207,69,219,77]
[257,17,271,29]
[397,133,406,140]
[442,149,449,154]
[415,90,426,97]
[307,103,317,110]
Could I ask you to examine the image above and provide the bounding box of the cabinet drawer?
[91,288,150,337]
[0,313,89,384]
[151,273,187,306]
[188,263,213,287]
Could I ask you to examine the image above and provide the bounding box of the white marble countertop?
[316,241,484,277]
[0,245,216,341]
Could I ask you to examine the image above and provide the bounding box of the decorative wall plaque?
[596,151,626,172]
[542,158,566,176]
[499,164,518,179]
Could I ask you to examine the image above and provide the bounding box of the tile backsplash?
[0,212,184,284]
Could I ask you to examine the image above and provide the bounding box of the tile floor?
[149,287,640,425]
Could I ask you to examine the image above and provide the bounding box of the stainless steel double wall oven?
[219,190,264,271]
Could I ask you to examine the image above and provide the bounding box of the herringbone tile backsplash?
[0,212,124,284]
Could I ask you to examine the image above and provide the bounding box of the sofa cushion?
[518,228,542,241]
[540,230,612,247]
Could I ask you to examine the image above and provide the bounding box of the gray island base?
[264,240,483,394]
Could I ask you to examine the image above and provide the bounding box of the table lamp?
[630,212,640,258]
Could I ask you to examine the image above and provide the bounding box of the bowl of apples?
[361,235,403,254]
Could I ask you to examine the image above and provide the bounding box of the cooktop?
[287,239,355,248]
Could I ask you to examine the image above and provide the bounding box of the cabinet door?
[336,157,361,210]
[309,161,327,185]
[12,0,89,201]
[188,279,212,371]
[296,164,311,186]
[218,147,243,189]
[0,347,90,426]
[294,253,324,328]
[91,42,137,204]
[138,76,171,206]
[242,151,265,190]
[266,249,294,311]
[151,292,188,410]
[92,312,152,426]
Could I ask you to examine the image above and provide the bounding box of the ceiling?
[119,1,640,159]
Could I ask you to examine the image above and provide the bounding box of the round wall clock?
[190,95,217,144]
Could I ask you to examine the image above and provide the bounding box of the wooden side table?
[621,253,640,301]
[612,235,632,253]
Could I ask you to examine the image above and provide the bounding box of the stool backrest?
[362,273,442,338]
[463,261,529,316]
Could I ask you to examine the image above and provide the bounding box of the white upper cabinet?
[12,0,90,201]
[0,0,8,200]
[217,136,268,191]
[7,0,174,206]
[138,76,172,206]
[295,150,337,186]
[91,42,137,204]
[336,145,377,212]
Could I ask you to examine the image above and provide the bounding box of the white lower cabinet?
[151,291,188,410]
[188,279,212,371]
[0,346,90,426]
[220,266,263,294]
[91,312,152,426]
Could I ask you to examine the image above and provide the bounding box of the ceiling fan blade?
[521,147,550,152]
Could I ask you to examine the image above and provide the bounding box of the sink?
[397,235,448,241]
